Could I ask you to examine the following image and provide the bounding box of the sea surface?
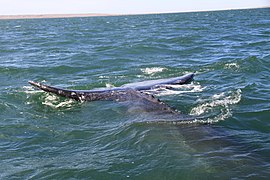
[0,8,270,179]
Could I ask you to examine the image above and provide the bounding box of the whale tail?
[28,81,130,102]
[28,73,196,114]
[28,81,177,113]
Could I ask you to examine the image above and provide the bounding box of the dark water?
[0,8,270,179]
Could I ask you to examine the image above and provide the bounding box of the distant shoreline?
[0,13,115,20]
[0,7,269,20]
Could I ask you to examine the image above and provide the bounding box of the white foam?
[42,94,75,109]
[22,85,34,91]
[190,89,242,123]
[22,85,43,94]
[105,83,115,88]
[98,75,109,79]
[141,67,166,75]
[224,63,240,69]
[22,85,76,108]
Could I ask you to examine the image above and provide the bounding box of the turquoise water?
[1,8,270,179]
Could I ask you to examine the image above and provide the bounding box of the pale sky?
[0,0,269,15]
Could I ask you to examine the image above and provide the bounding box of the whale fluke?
[28,80,178,113]
[28,73,194,114]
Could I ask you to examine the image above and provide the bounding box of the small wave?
[141,67,166,75]
[190,89,242,123]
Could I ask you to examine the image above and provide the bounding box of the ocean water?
[0,8,270,179]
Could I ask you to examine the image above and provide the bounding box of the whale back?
[121,73,194,90]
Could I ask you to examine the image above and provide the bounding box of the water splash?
[105,83,115,88]
[22,85,42,94]
[22,85,76,109]
[190,89,242,123]
[42,94,75,109]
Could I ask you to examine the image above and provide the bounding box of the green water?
[0,8,270,179]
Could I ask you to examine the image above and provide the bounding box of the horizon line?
[0,6,269,20]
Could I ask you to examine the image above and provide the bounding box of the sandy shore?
[0,13,116,20]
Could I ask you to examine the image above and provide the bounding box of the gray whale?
[29,73,194,114]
